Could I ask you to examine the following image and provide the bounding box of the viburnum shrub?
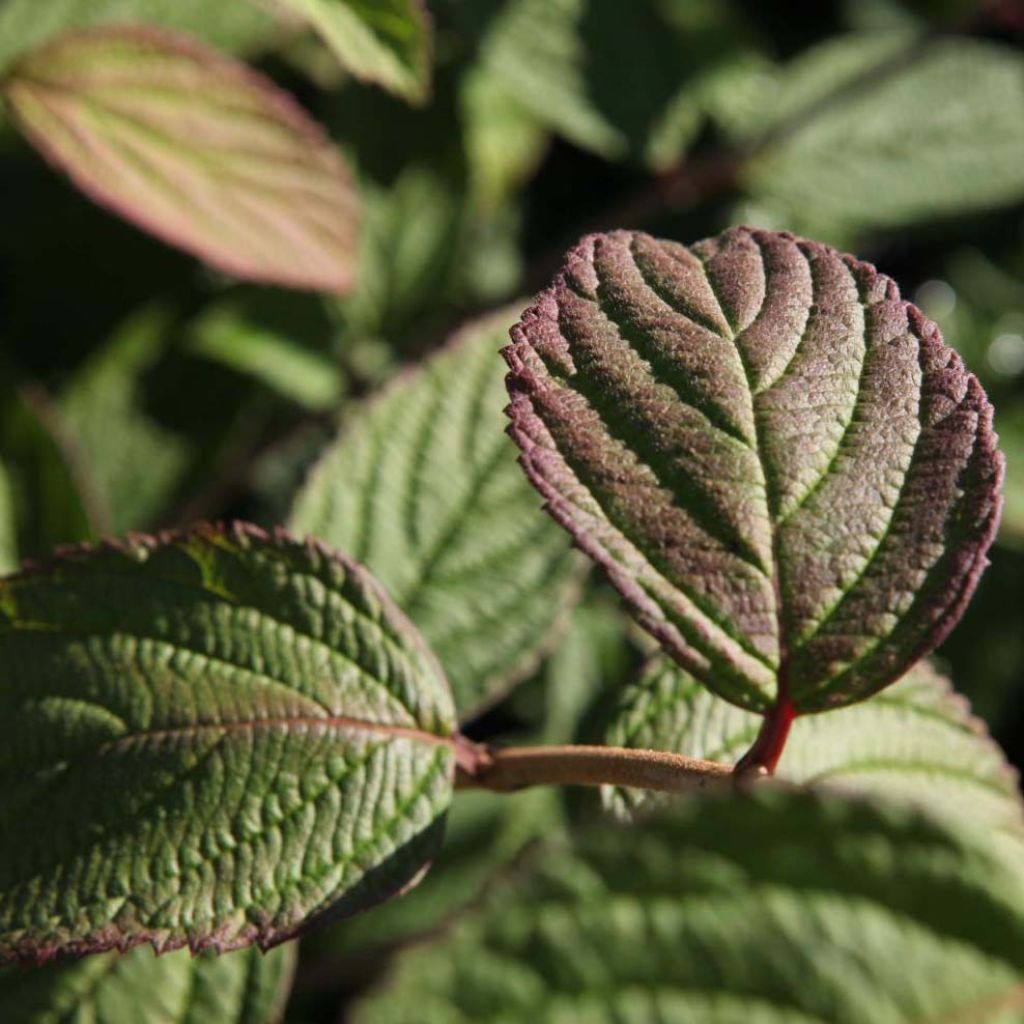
[3,224,1022,1024]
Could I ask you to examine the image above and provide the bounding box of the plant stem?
[455,743,733,794]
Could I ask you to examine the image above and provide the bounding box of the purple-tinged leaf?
[0,523,455,964]
[3,25,359,293]
[505,227,1003,715]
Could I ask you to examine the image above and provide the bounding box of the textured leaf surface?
[354,789,1024,1024]
[275,0,432,103]
[506,227,1003,712]
[0,523,456,963]
[0,0,278,72]
[292,310,583,714]
[4,25,359,293]
[747,38,1024,236]
[0,942,296,1024]
[604,659,1024,841]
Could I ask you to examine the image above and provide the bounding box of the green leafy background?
[3,0,1024,1021]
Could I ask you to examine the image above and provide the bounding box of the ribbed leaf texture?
[505,227,1003,713]
[291,310,583,715]
[353,789,1024,1024]
[0,462,15,575]
[748,38,1024,236]
[0,523,456,964]
[275,0,432,104]
[0,942,295,1024]
[604,659,1024,843]
[3,25,359,293]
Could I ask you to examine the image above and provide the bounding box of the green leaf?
[506,227,1002,713]
[0,388,97,558]
[604,659,1024,844]
[0,0,279,72]
[274,0,432,104]
[291,309,584,714]
[61,306,191,534]
[0,942,296,1024]
[746,37,1024,237]
[353,788,1024,1024]
[0,461,17,575]
[475,0,754,165]
[4,25,360,293]
[0,523,456,963]
[186,303,345,412]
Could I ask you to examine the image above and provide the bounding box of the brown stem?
[456,743,733,794]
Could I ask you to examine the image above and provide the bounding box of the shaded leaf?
[0,461,16,575]
[604,659,1024,851]
[506,227,1002,712]
[0,388,97,557]
[4,25,359,293]
[353,788,1024,1024]
[274,0,432,104]
[0,523,456,963]
[0,0,279,72]
[746,37,1024,237]
[61,305,191,534]
[186,303,345,412]
[291,309,584,714]
[476,0,754,165]
[0,942,296,1024]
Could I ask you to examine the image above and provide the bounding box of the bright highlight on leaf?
[0,942,296,1024]
[291,309,583,715]
[505,227,1003,715]
[604,659,1024,847]
[0,523,456,964]
[275,0,432,104]
[3,25,360,293]
[353,789,1024,1024]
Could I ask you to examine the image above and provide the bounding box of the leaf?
[0,523,456,964]
[61,305,191,534]
[3,25,360,293]
[0,942,296,1024]
[746,37,1024,237]
[291,309,584,714]
[604,659,1024,845]
[352,788,1024,1024]
[0,388,97,558]
[0,0,280,72]
[186,303,345,412]
[475,0,754,165]
[505,227,1003,713]
[0,461,17,575]
[273,0,432,104]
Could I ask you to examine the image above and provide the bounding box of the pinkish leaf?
[505,228,1003,714]
[3,24,359,293]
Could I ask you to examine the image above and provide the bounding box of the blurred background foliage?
[3,0,1024,1020]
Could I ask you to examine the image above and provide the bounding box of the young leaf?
[353,788,1024,1024]
[506,227,1003,714]
[604,659,1024,845]
[273,0,432,104]
[291,309,584,714]
[0,942,296,1024]
[3,25,359,293]
[0,523,456,964]
[746,37,1024,236]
